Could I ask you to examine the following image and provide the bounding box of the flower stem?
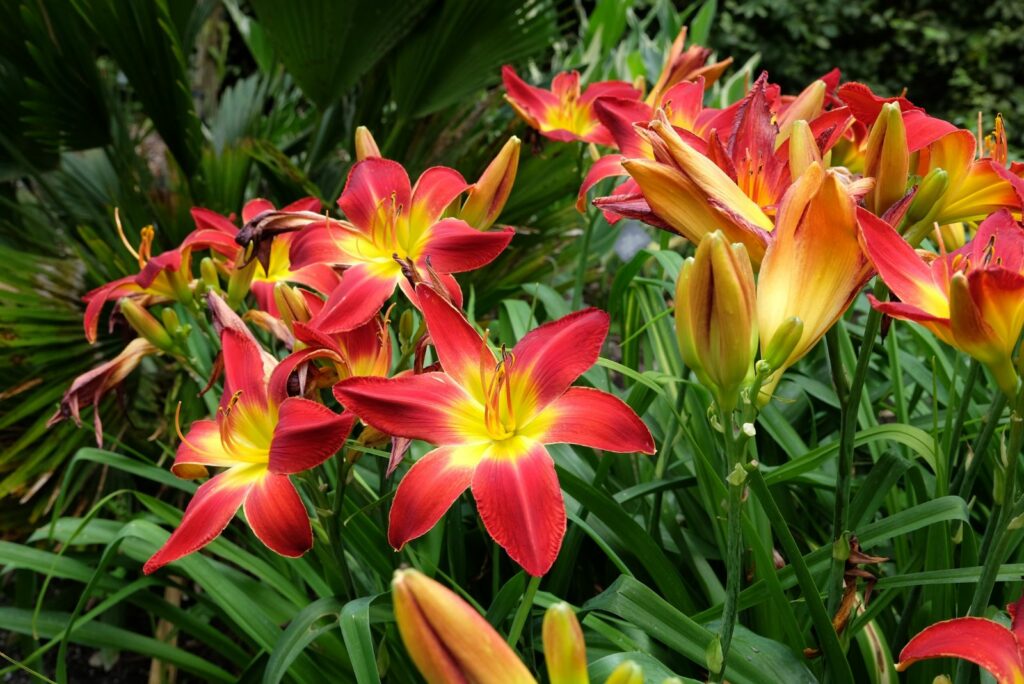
[506,574,541,647]
[712,410,744,683]
[572,207,599,310]
[825,282,887,617]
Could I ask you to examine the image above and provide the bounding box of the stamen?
[115,208,142,265]
[174,401,204,454]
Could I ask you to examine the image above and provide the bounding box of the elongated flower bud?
[864,102,909,216]
[604,661,643,684]
[543,603,588,684]
[119,299,174,352]
[226,258,256,309]
[904,167,950,229]
[788,120,822,180]
[273,282,312,331]
[200,257,221,294]
[675,231,758,412]
[354,126,381,161]
[763,317,804,372]
[392,569,536,684]
[461,136,520,230]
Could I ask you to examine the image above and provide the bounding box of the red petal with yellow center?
[416,285,491,397]
[288,222,361,271]
[535,387,655,454]
[592,98,653,155]
[339,158,411,233]
[171,419,235,479]
[83,277,141,343]
[286,263,343,298]
[577,154,628,212]
[897,617,1024,684]
[502,65,557,125]
[472,440,566,577]
[334,373,477,445]
[136,249,185,289]
[410,167,468,229]
[418,219,514,274]
[388,445,477,549]
[511,308,609,411]
[143,469,253,574]
[268,397,354,474]
[243,472,312,558]
[221,328,269,408]
[310,265,398,333]
[859,206,948,317]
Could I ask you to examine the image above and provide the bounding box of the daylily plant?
[288,157,515,333]
[335,284,655,576]
[897,596,1024,683]
[144,323,354,573]
[861,208,1024,396]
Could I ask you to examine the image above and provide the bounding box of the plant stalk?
[506,574,541,646]
[712,410,745,683]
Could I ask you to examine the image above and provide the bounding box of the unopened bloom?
[675,231,757,411]
[460,136,521,230]
[335,285,654,576]
[861,208,1024,397]
[354,125,381,161]
[863,102,909,217]
[897,596,1024,683]
[144,326,354,573]
[544,603,588,684]
[392,568,536,684]
[502,66,640,146]
[288,158,514,333]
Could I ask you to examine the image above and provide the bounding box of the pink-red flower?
[502,66,640,146]
[287,158,514,333]
[143,326,354,574]
[334,285,655,576]
[861,208,1024,396]
[897,596,1024,683]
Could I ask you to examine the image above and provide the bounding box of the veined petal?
[502,65,557,125]
[83,277,141,343]
[417,219,514,274]
[577,154,629,212]
[334,373,481,445]
[472,439,566,577]
[533,387,655,454]
[858,207,949,317]
[897,617,1024,684]
[310,265,397,333]
[288,221,362,271]
[510,308,609,412]
[190,207,238,235]
[172,419,235,479]
[968,268,1024,358]
[411,167,469,229]
[388,444,480,549]
[417,285,491,399]
[268,397,354,474]
[282,197,322,213]
[221,328,269,408]
[338,158,412,233]
[243,472,312,557]
[287,263,343,298]
[143,467,255,574]
[868,297,954,345]
[592,98,654,156]
[579,79,641,105]
[243,198,276,223]
[398,272,465,311]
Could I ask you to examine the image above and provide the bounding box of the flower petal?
[418,219,514,274]
[243,472,312,557]
[268,397,354,474]
[577,154,628,212]
[338,158,412,233]
[172,419,235,479]
[242,198,276,223]
[143,468,254,574]
[416,284,491,398]
[533,387,655,454]
[310,265,397,333]
[411,167,469,229]
[502,65,557,125]
[221,328,269,408]
[288,221,361,271]
[472,439,566,577]
[334,373,481,445]
[83,277,140,343]
[510,308,609,411]
[388,444,479,549]
[897,617,1024,683]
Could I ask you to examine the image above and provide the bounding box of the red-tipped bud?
[461,136,520,230]
[864,102,909,216]
[354,126,381,161]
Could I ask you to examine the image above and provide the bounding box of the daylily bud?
[398,309,415,347]
[675,231,758,412]
[273,282,312,330]
[200,257,221,294]
[788,120,821,180]
[355,126,381,161]
[461,136,520,230]
[226,258,257,309]
[776,80,826,146]
[864,102,909,216]
[762,317,804,372]
[604,661,643,684]
[904,167,950,228]
[119,299,174,352]
[933,221,966,251]
[160,308,181,338]
[391,569,536,684]
[543,603,588,684]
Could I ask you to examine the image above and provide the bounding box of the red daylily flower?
[897,596,1024,683]
[861,208,1024,396]
[144,326,354,574]
[502,66,640,146]
[288,158,514,333]
[645,26,732,108]
[334,285,655,576]
[189,197,342,313]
